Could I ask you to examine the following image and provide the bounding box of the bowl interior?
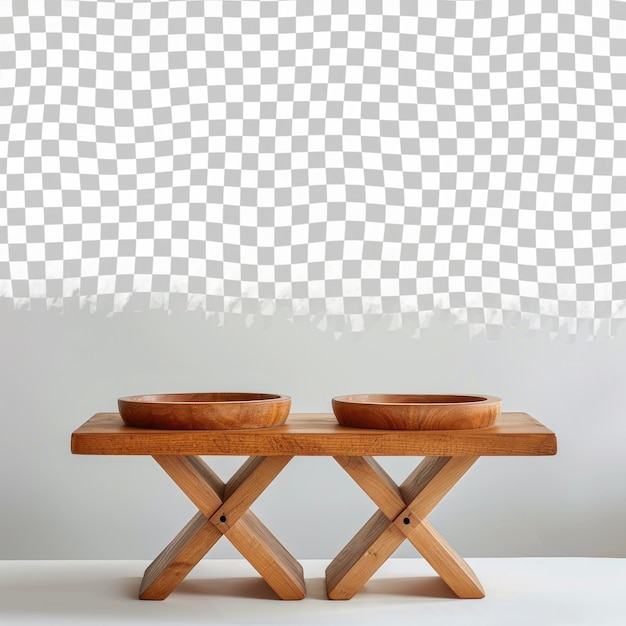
[336,394,490,405]
[120,392,285,405]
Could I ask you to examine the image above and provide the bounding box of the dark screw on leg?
[403,517,410,525]
[219,515,227,523]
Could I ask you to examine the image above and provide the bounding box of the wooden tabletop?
[71,412,556,457]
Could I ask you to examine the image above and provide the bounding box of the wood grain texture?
[71,412,557,457]
[326,454,483,600]
[118,393,291,430]
[325,511,405,600]
[154,455,224,515]
[211,456,293,531]
[139,511,221,600]
[143,454,304,600]
[403,519,484,599]
[72,411,556,602]
[332,394,501,430]
[226,510,306,600]
[400,456,479,518]
[334,456,405,518]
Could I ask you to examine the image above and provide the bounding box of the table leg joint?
[392,507,424,537]
[327,454,483,600]
[141,454,304,601]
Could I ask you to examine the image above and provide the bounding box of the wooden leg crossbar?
[139,455,305,600]
[326,455,484,600]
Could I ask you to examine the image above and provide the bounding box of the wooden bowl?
[332,394,501,430]
[118,393,291,430]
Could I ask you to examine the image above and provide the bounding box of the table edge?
[71,412,557,457]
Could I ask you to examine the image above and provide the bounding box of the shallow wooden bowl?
[118,393,291,430]
[332,394,501,430]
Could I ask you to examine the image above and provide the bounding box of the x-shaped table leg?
[139,455,305,600]
[326,455,484,600]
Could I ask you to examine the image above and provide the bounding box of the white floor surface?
[1,558,624,626]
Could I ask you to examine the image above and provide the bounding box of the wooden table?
[71,412,556,601]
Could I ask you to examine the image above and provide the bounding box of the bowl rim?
[118,392,291,405]
[332,393,501,406]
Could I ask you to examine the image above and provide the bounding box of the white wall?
[1,303,625,559]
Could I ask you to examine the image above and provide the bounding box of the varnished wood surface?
[141,455,305,601]
[139,511,221,600]
[332,394,501,430]
[326,455,483,600]
[119,393,291,430]
[72,412,557,457]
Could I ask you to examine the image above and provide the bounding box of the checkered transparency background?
[1,0,626,335]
